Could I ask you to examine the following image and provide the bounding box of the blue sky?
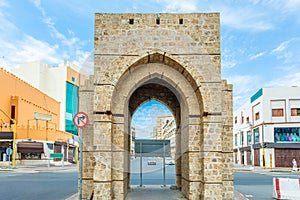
[1,0,300,137]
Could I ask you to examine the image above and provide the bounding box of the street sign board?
[134,139,171,157]
[6,148,12,156]
[73,112,89,128]
[50,153,64,158]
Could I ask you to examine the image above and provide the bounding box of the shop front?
[17,141,44,160]
[0,131,13,162]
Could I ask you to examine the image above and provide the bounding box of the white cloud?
[249,51,265,60]
[220,7,273,32]
[271,38,300,63]
[222,57,237,69]
[226,74,261,110]
[265,72,300,88]
[271,40,290,54]
[156,0,197,12]
[0,0,91,71]
[285,0,300,11]
[0,1,18,36]
[132,101,172,138]
[2,35,62,68]
[30,0,81,49]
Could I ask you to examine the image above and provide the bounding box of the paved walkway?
[66,186,249,200]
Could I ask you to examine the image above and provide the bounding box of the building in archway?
[80,13,233,199]
[153,115,176,158]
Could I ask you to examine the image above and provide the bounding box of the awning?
[17,142,44,153]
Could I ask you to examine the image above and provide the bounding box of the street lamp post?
[248,122,254,169]
[261,122,266,169]
[0,109,17,168]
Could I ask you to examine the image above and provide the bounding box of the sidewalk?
[234,164,300,173]
[0,162,77,172]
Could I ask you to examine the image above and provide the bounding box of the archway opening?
[130,99,176,186]
[108,61,205,199]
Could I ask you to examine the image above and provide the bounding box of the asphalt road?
[1,160,299,200]
[0,170,77,200]
[234,171,300,200]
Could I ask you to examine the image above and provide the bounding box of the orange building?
[0,68,76,166]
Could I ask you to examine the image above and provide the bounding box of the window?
[156,18,160,25]
[255,112,260,120]
[129,19,134,24]
[65,82,79,135]
[240,132,244,146]
[274,127,300,142]
[10,105,16,125]
[21,153,41,159]
[253,128,259,144]
[246,117,249,123]
[291,108,300,116]
[234,116,237,124]
[71,77,75,82]
[272,109,284,117]
[179,18,183,24]
[11,105,15,119]
[247,131,252,145]
[235,134,238,146]
[241,116,244,124]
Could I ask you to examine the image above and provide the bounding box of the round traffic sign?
[73,112,89,128]
[6,147,12,156]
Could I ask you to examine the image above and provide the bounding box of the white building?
[233,87,300,168]
[154,116,176,158]
[13,61,84,135]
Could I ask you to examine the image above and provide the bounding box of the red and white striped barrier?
[273,177,300,200]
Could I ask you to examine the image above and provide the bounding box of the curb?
[65,193,78,200]
[0,165,78,172]
[234,190,249,200]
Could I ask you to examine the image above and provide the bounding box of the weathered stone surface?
[79,13,233,200]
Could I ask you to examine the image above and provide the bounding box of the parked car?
[147,158,156,165]
[165,157,175,165]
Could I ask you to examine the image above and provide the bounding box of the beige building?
[153,116,176,158]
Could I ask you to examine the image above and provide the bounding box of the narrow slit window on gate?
[129,19,134,24]
[156,18,160,24]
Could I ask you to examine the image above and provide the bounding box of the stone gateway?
[79,13,233,200]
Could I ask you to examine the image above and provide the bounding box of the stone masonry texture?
[79,13,233,200]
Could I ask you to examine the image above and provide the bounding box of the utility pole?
[261,122,266,169]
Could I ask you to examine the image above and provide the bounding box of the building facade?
[153,116,176,158]
[233,87,300,168]
[13,61,84,135]
[0,68,76,165]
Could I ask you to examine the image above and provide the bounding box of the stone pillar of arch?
[79,13,233,200]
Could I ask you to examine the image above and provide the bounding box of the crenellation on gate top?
[94,13,220,26]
